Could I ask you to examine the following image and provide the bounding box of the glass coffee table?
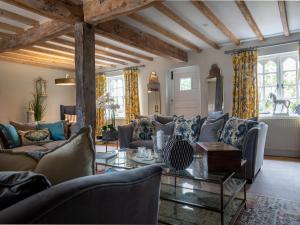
[96,149,247,225]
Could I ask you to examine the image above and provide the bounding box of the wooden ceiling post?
[74,22,96,138]
[278,0,290,37]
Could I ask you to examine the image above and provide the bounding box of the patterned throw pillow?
[132,118,155,140]
[18,129,51,146]
[220,117,258,149]
[173,115,201,143]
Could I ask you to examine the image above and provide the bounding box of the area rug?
[235,195,300,225]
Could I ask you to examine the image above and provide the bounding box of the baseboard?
[265,148,300,158]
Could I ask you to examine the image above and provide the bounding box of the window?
[258,52,300,114]
[180,78,192,91]
[107,75,125,118]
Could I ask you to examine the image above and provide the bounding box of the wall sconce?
[36,78,47,96]
[55,73,76,86]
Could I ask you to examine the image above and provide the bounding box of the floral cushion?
[18,129,51,146]
[132,118,155,140]
[220,117,258,149]
[173,115,201,143]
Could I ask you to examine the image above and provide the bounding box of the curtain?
[232,50,258,119]
[96,74,106,136]
[124,67,140,124]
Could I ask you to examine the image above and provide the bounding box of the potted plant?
[31,93,46,122]
[96,93,120,140]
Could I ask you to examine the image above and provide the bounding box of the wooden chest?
[196,142,242,172]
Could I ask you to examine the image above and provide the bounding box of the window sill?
[259,114,300,119]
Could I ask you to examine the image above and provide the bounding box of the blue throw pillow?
[174,115,201,143]
[38,121,65,141]
[0,124,21,148]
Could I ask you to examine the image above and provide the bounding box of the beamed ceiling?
[0,0,299,71]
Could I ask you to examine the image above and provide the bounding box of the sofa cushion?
[207,111,223,120]
[18,129,51,146]
[154,121,175,136]
[9,121,37,131]
[34,126,95,184]
[38,121,66,141]
[11,145,48,153]
[132,118,155,140]
[174,115,201,143]
[154,115,174,124]
[198,119,224,142]
[0,152,38,171]
[220,117,259,149]
[129,140,153,149]
[0,124,21,149]
[41,140,66,151]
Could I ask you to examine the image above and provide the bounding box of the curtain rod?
[97,64,145,74]
[224,40,299,55]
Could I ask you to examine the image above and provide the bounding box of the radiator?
[259,116,300,157]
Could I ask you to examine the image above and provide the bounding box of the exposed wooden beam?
[0,21,24,33]
[191,1,240,45]
[36,42,113,67]
[278,0,289,37]
[235,0,264,41]
[65,33,153,61]
[0,31,13,38]
[17,49,74,61]
[153,2,219,49]
[0,54,74,70]
[74,22,96,137]
[7,0,83,24]
[128,13,202,52]
[96,19,188,62]
[83,0,156,24]
[0,20,72,52]
[3,0,46,16]
[0,8,40,26]
[27,46,74,58]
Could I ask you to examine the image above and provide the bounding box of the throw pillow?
[173,115,201,143]
[64,114,77,123]
[220,117,259,149]
[38,121,65,141]
[34,126,95,185]
[0,124,21,149]
[154,121,175,136]
[198,119,224,142]
[132,118,155,140]
[18,129,51,146]
[154,115,175,124]
[9,121,37,131]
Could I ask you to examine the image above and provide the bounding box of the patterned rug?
[235,195,300,225]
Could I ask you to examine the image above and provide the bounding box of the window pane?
[283,71,297,85]
[264,73,277,86]
[180,78,192,91]
[265,86,277,99]
[258,74,263,87]
[289,99,298,113]
[283,58,296,71]
[257,62,263,74]
[283,85,297,99]
[264,60,277,73]
[258,87,264,101]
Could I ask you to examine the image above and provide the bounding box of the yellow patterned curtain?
[232,50,258,119]
[96,74,106,136]
[124,67,140,124]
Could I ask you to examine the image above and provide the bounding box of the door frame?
[166,65,201,116]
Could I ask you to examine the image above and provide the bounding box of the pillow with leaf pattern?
[18,129,51,146]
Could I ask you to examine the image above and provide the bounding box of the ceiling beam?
[153,2,219,49]
[96,19,188,62]
[278,0,289,37]
[128,13,202,52]
[235,0,264,41]
[83,0,156,24]
[0,20,72,52]
[26,46,74,58]
[0,31,13,38]
[6,0,83,24]
[18,49,74,61]
[66,33,153,61]
[0,8,40,26]
[191,1,240,45]
[0,21,24,33]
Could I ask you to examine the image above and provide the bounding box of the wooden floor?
[96,144,300,202]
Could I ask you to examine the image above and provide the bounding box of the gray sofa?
[0,165,162,224]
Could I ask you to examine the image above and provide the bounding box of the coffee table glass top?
[96,149,235,183]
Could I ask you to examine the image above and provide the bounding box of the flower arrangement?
[31,93,46,122]
[96,93,120,138]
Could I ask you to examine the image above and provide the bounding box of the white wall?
[138,48,233,116]
[0,61,76,123]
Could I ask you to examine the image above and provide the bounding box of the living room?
[0,1,299,224]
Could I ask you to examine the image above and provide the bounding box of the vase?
[162,135,194,171]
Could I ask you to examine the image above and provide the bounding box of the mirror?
[207,64,223,113]
[148,72,161,114]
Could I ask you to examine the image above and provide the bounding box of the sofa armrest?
[242,127,259,180]
[118,124,133,149]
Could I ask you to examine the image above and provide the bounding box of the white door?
[169,66,201,118]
